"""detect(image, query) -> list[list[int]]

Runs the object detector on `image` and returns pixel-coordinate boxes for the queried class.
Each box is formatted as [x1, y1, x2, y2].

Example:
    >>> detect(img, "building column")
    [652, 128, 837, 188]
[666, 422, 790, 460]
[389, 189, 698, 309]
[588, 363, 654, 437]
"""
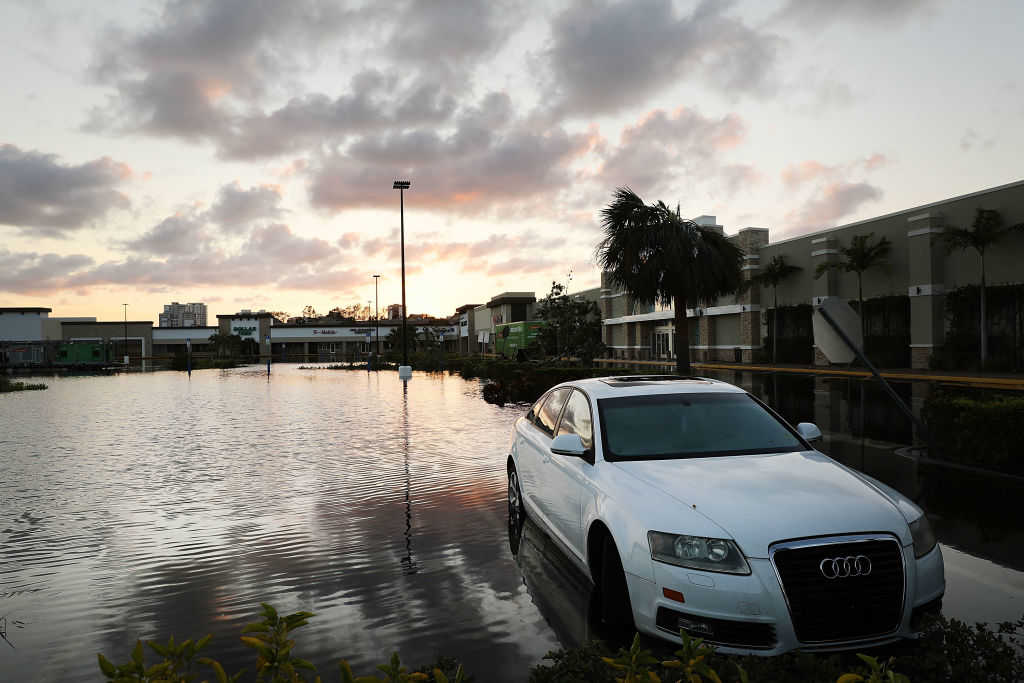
[810, 236, 841, 366]
[303, 341, 309, 361]
[906, 212, 946, 369]
[736, 228, 769, 363]
[698, 314, 712, 362]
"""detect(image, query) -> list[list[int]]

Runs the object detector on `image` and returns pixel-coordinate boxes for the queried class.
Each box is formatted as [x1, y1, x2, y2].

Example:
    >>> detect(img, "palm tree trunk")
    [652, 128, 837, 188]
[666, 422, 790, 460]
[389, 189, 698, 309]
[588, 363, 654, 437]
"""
[674, 290, 691, 375]
[980, 252, 988, 367]
[772, 286, 779, 365]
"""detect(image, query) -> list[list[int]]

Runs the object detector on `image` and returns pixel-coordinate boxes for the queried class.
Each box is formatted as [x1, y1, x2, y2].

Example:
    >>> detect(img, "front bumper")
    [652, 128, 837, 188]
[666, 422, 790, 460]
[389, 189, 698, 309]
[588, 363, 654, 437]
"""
[626, 543, 944, 655]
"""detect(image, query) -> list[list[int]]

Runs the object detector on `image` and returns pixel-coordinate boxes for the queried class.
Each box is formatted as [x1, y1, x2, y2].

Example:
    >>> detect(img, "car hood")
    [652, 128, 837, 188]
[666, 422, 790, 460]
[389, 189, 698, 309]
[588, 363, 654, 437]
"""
[609, 450, 911, 558]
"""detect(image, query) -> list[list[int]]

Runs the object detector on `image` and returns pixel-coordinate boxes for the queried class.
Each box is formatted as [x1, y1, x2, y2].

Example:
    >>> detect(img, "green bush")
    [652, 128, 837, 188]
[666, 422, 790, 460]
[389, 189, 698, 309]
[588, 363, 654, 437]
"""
[922, 389, 1024, 475]
[0, 375, 47, 392]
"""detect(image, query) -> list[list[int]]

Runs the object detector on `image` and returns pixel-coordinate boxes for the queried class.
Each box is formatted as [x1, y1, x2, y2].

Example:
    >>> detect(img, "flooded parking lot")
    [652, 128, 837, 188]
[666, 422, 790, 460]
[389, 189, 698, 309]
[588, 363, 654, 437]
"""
[2, 366, 1022, 681]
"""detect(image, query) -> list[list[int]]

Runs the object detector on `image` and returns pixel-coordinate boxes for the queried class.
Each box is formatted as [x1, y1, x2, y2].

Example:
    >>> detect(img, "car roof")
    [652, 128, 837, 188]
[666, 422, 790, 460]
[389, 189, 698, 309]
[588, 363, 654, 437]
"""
[558, 375, 748, 399]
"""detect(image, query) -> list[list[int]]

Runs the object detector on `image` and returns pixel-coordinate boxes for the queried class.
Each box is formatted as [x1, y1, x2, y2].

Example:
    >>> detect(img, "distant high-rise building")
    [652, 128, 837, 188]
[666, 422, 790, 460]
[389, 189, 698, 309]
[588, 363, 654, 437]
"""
[386, 304, 404, 320]
[159, 302, 208, 328]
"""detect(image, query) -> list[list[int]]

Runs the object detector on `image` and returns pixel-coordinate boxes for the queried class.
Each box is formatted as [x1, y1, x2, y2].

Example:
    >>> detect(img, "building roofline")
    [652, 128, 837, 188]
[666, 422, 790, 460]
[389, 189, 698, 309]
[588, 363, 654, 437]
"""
[216, 312, 275, 319]
[0, 307, 52, 313]
[62, 320, 153, 325]
[766, 178, 1024, 248]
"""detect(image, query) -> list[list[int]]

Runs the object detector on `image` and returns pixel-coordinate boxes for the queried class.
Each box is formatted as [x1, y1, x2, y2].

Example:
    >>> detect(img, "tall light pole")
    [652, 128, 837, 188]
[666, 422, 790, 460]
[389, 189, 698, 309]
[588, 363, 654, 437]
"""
[393, 179, 411, 379]
[122, 303, 128, 367]
[372, 274, 381, 356]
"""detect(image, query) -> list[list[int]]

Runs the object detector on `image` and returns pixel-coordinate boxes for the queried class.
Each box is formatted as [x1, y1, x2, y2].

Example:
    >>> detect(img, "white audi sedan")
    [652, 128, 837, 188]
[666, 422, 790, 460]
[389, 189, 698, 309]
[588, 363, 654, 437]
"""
[506, 376, 945, 654]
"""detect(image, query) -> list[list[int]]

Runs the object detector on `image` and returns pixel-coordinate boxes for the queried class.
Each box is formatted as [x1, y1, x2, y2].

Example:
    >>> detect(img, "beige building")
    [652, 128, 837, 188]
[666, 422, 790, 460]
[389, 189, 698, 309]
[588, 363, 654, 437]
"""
[601, 180, 1024, 369]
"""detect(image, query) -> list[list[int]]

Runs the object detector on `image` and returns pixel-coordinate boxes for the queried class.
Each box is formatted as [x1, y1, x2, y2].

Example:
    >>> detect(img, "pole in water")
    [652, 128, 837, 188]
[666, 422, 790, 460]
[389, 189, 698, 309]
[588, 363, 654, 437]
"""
[266, 335, 271, 377]
[186, 337, 191, 378]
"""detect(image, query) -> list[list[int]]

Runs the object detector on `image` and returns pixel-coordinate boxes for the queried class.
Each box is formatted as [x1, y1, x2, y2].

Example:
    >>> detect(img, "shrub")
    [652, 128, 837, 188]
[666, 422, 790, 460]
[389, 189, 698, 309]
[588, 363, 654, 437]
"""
[922, 389, 1024, 475]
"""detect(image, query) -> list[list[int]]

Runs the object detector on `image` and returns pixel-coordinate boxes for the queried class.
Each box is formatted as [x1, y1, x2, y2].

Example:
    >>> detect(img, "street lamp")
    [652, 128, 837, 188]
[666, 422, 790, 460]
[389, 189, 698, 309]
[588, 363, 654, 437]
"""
[372, 274, 381, 357]
[393, 179, 411, 380]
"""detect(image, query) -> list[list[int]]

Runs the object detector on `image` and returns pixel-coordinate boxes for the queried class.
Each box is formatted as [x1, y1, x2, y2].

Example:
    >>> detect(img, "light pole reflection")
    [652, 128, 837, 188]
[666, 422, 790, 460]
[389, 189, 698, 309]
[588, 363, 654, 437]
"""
[400, 380, 418, 575]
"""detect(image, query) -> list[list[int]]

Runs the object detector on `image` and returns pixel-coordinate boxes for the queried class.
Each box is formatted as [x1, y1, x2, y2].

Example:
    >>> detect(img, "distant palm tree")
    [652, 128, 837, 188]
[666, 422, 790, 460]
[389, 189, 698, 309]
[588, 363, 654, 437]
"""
[597, 187, 744, 374]
[944, 208, 1024, 366]
[741, 255, 802, 364]
[814, 232, 892, 346]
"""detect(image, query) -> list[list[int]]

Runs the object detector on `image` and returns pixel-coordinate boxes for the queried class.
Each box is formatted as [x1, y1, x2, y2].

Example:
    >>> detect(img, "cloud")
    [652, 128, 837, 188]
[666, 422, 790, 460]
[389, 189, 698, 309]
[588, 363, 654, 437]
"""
[243, 223, 336, 264]
[779, 153, 888, 232]
[959, 128, 995, 152]
[786, 181, 883, 231]
[775, 0, 934, 27]
[306, 92, 592, 214]
[781, 154, 887, 190]
[65, 222, 346, 293]
[543, 0, 783, 117]
[123, 211, 208, 255]
[0, 248, 95, 295]
[380, 0, 523, 84]
[0, 144, 131, 237]
[596, 107, 746, 195]
[718, 164, 763, 198]
[83, 0, 512, 160]
[206, 182, 284, 232]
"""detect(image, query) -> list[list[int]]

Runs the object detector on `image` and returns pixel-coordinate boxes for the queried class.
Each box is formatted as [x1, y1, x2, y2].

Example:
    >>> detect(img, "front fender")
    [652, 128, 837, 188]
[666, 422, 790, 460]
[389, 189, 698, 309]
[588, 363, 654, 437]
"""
[583, 462, 733, 582]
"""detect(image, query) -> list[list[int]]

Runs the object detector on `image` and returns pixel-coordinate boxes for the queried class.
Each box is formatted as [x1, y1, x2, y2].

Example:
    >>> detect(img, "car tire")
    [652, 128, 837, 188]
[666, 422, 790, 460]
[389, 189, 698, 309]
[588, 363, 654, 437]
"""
[599, 534, 635, 630]
[508, 465, 526, 523]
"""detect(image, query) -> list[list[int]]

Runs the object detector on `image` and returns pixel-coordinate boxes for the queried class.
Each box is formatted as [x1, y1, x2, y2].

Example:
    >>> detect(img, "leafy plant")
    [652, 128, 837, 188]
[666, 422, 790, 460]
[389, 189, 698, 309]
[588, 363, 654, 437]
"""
[240, 603, 317, 682]
[943, 208, 1024, 367]
[601, 633, 662, 682]
[837, 654, 909, 683]
[814, 232, 892, 349]
[739, 255, 802, 365]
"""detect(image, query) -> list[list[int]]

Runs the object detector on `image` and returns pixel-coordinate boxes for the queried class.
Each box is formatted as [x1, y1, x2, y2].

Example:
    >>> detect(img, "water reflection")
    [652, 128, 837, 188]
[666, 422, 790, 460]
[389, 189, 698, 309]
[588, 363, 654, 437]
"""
[508, 513, 621, 651]
[401, 381, 418, 575]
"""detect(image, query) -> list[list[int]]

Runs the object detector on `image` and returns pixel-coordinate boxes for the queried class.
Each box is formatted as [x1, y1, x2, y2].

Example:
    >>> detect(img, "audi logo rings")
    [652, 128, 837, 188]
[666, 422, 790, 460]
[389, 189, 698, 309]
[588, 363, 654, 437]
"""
[819, 555, 872, 579]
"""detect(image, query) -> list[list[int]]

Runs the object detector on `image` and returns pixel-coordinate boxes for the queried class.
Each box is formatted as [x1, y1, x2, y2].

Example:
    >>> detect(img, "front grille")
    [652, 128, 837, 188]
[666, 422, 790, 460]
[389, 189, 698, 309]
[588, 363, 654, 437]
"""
[771, 537, 904, 643]
[656, 607, 777, 649]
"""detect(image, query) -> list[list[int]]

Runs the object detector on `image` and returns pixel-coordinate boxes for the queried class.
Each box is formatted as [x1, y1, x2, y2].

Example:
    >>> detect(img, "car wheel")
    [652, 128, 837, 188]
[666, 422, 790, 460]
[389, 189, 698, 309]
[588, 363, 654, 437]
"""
[508, 465, 526, 523]
[599, 534, 634, 630]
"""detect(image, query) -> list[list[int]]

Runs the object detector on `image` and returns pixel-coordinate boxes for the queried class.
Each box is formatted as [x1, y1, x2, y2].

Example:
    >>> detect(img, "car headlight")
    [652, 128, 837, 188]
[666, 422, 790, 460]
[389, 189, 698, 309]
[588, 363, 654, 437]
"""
[647, 531, 751, 575]
[909, 515, 937, 558]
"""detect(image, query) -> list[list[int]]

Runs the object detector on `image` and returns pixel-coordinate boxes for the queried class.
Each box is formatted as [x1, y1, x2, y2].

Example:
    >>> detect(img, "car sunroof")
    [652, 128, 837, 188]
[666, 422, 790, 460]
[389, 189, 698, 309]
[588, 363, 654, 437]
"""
[599, 375, 710, 387]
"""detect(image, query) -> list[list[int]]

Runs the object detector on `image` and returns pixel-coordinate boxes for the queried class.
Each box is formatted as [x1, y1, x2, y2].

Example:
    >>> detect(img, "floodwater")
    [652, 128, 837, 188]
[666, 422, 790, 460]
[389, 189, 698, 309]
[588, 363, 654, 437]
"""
[1, 367, 1022, 682]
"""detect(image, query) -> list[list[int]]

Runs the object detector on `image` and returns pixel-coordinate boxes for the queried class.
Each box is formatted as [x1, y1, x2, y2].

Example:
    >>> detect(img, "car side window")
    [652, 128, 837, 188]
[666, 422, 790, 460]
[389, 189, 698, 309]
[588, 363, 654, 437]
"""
[556, 390, 594, 452]
[536, 388, 570, 437]
[526, 392, 547, 423]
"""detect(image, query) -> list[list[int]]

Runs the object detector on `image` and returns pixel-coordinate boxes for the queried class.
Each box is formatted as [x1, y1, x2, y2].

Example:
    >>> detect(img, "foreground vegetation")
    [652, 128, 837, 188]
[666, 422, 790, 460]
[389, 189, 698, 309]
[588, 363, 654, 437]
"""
[0, 375, 47, 392]
[97, 603, 1023, 683]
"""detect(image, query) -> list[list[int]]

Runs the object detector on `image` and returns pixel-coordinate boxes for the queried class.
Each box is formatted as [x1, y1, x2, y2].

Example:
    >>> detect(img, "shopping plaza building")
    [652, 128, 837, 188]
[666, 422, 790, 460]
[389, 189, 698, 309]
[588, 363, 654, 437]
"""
[3, 180, 1022, 371]
[601, 180, 1024, 369]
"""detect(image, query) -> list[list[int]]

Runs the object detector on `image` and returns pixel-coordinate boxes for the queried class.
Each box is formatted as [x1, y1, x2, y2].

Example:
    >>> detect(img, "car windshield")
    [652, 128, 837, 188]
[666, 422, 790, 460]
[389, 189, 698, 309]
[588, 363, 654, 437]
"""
[598, 392, 805, 460]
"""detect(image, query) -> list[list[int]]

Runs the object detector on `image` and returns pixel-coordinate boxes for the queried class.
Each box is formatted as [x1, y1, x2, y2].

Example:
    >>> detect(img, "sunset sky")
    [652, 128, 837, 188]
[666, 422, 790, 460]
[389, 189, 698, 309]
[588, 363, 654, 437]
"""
[2, 0, 1021, 322]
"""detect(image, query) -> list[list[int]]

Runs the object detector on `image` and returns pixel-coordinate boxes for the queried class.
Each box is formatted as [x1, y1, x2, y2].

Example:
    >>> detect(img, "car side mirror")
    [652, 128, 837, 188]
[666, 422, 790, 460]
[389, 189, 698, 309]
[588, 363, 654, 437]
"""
[796, 422, 823, 444]
[550, 433, 586, 457]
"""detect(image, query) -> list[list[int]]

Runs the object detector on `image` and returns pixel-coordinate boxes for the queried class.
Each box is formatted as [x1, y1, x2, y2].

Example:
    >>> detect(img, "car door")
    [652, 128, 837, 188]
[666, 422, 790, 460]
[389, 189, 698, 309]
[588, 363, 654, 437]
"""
[515, 391, 552, 512]
[542, 389, 595, 557]
[519, 387, 571, 536]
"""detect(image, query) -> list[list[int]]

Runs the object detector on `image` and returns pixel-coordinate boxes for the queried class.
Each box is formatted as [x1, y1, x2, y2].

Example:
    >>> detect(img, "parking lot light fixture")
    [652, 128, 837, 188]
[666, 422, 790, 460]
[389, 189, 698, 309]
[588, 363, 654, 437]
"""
[393, 180, 412, 380]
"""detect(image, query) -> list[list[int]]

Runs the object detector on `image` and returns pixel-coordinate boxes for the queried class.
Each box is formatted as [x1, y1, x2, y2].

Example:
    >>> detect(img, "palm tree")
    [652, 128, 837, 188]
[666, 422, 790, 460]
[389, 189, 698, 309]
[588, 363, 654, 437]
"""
[597, 187, 744, 374]
[944, 208, 1024, 366]
[741, 255, 802, 364]
[814, 232, 891, 346]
